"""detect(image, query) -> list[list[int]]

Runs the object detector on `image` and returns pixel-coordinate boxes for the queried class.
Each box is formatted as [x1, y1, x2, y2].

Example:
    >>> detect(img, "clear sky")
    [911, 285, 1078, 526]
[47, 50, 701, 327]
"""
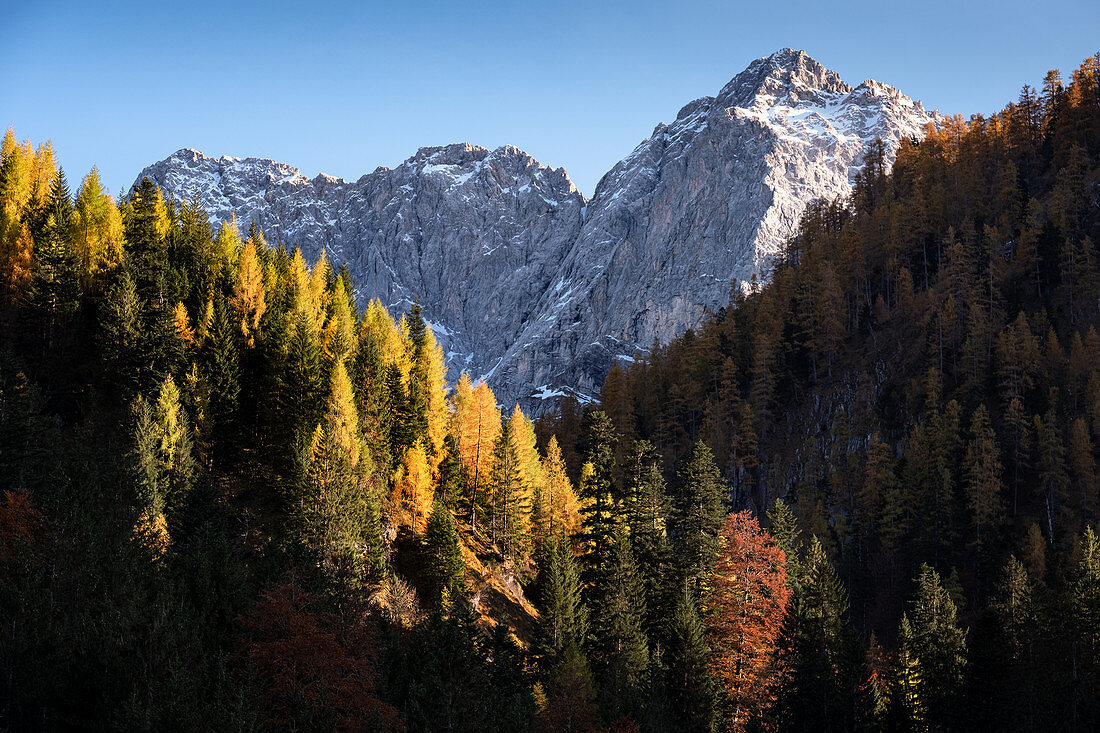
[3, 0, 1098, 198]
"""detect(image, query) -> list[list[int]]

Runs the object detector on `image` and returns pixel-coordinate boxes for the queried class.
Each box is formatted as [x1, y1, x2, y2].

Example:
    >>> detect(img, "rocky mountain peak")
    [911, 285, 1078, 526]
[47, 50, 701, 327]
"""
[718, 48, 851, 108]
[135, 50, 940, 411]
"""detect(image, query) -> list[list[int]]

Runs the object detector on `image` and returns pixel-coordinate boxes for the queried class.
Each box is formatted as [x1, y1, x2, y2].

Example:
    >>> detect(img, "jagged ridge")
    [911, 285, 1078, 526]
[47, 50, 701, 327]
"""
[134, 48, 941, 410]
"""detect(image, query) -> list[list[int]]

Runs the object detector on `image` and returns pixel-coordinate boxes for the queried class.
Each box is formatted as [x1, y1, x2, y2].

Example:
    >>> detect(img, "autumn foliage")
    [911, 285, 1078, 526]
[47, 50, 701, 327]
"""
[238, 579, 402, 732]
[707, 510, 790, 732]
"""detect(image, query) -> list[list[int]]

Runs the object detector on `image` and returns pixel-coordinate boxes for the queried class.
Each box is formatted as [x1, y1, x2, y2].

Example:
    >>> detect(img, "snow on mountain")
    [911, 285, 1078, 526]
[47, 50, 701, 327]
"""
[134, 49, 941, 411]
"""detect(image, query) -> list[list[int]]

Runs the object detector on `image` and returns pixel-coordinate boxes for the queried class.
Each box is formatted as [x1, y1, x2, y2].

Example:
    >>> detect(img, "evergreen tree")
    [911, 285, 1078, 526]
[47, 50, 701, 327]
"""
[205, 297, 240, 468]
[624, 440, 674, 649]
[664, 581, 717, 733]
[131, 374, 196, 525]
[589, 525, 648, 723]
[423, 499, 466, 604]
[671, 440, 726, 596]
[488, 419, 525, 559]
[1070, 526, 1100, 726]
[536, 538, 589, 665]
[776, 536, 862, 732]
[963, 404, 1005, 553]
[578, 410, 620, 587]
[905, 564, 968, 731]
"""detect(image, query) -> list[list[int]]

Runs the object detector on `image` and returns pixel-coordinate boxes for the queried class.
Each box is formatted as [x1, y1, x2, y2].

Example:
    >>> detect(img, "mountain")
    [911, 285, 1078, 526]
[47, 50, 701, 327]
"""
[134, 48, 940, 409]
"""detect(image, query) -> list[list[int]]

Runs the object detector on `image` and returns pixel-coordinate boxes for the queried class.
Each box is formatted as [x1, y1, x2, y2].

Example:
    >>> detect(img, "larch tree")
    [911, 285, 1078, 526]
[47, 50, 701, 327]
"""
[451, 373, 501, 528]
[230, 235, 266, 348]
[963, 404, 1005, 551]
[71, 166, 123, 291]
[540, 435, 581, 546]
[392, 443, 433, 533]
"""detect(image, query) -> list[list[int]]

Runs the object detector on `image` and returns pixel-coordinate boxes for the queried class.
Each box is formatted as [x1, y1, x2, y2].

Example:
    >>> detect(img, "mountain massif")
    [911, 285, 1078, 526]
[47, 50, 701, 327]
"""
[135, 48, 941, 407]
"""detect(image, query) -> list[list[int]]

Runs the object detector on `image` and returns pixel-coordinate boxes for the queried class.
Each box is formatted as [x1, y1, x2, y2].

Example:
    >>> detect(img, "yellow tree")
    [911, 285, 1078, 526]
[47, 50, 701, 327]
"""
[325, 360, 362, 468]
[450, 373, 501, 526]
[71, 167, 123, 291]
[0, 133, 38, 302]
[540, 436, 582, 546]
[412, 318, 449, 470]
[230, 236, 266, 347]
[392, 444, 433, 532]
[360, 299, 409, 375]
[173, 302, 195, 350]
[322, 275, 357, 365]
[214, 217, 242, 281]
[507, 404, 544, 539]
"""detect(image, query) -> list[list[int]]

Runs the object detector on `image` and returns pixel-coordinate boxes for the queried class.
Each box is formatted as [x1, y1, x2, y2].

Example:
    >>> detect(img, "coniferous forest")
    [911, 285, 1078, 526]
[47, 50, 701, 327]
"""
[2, 54, 1100, 732]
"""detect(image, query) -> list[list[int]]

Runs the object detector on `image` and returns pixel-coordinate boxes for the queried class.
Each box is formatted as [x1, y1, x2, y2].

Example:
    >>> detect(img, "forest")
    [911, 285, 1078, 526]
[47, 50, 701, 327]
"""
[1, 53, 1099, 732]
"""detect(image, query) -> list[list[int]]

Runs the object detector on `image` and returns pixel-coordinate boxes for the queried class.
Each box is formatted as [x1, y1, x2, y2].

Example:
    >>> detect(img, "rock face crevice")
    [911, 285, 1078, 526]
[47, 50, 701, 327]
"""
[135, 49, 941, 410]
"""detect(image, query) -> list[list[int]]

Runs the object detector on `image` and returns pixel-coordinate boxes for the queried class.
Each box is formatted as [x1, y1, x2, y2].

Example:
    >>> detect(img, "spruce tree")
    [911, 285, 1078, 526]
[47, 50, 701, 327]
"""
[671, 440, 726, 596]
[589, 525, 648, 723]
[777, 536, 862, 732]
[664, 581, 717, 732]
[205, 297, 240, 468]
[906, 564, 967, 731]
[578, 410, 620, 588]
[624, 440, 674, 651]
[423, 500, 465, 604]
[536, 538, 588, 665]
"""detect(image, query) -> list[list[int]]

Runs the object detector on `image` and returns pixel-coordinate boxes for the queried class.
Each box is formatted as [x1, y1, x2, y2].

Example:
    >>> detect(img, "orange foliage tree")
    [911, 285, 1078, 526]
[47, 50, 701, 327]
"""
[238, 579, 402, 732]
[706, 510, 790, 732]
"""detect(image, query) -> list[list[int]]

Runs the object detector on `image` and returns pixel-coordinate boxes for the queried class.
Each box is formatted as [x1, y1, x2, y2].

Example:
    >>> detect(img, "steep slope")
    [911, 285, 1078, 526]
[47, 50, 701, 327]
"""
[491, 49, 940, 403]
[134, 48, 940, 409]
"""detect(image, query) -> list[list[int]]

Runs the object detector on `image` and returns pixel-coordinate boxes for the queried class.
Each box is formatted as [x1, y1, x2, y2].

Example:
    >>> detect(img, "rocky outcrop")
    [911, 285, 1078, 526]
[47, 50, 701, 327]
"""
[135, 48, 940, 410]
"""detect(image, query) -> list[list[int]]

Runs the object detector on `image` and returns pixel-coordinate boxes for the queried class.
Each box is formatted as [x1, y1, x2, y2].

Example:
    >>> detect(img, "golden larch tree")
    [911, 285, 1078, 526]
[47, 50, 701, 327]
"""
[230, 236, 266, 347]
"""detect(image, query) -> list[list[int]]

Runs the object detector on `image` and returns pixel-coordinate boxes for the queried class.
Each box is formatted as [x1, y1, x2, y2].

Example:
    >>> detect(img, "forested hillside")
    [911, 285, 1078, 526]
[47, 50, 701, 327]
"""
[2, 54, 1100, 733]
[538, 53, 1100, 730]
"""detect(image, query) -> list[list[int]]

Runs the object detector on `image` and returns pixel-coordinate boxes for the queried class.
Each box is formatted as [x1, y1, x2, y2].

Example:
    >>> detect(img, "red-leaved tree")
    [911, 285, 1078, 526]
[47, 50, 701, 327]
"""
[706, 510, 790, 732]
[238, 578, 402, 732]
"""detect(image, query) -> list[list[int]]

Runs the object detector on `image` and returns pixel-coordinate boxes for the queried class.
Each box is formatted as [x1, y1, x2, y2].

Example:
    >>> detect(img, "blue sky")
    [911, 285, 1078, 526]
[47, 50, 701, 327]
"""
[3, 0, 1098, 198]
